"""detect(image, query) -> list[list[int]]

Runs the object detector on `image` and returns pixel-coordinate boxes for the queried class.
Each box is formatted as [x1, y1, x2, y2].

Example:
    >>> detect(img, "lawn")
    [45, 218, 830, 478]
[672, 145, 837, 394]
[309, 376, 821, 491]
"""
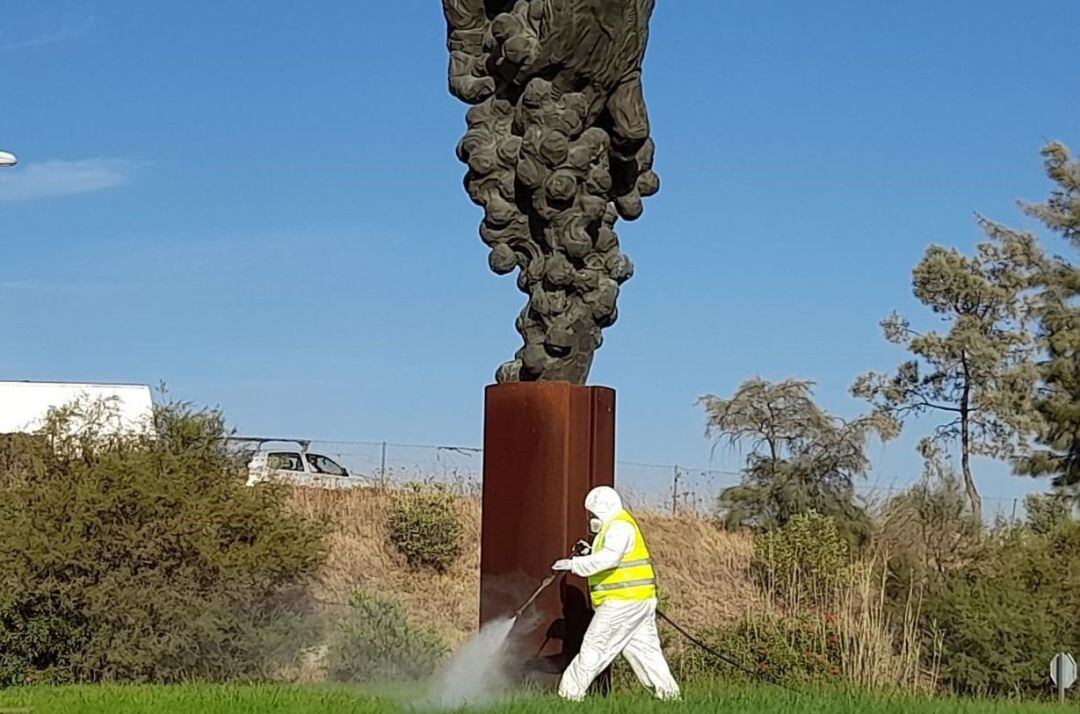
[0, 685, 1074, 714]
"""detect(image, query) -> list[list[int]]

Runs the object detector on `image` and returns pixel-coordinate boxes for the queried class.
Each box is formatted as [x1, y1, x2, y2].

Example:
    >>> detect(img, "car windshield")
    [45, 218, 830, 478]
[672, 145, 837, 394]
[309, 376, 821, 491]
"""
[306, 453, 347, 476]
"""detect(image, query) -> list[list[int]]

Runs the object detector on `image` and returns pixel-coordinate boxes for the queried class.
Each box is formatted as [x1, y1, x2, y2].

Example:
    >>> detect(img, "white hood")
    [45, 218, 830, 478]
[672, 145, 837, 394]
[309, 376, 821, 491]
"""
[584, 486, 623, 523]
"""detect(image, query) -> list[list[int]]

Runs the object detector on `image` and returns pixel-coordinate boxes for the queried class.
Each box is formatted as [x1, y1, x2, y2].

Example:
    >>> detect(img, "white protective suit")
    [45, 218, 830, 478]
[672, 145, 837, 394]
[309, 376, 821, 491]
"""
[553, 486, 680, 701]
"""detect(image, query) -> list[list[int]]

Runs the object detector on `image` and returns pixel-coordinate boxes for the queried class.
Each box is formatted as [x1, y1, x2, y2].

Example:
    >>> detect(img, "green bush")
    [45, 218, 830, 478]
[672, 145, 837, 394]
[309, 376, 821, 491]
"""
[0, 400, 328, 685]
[387, 486, 464, 572]
[672, 614, 842, 686]
[922, 523, 1080, 697]
[325, 591, 448, 683]
[1024, 493, 1073, 536]
[754, 512, 851, 605]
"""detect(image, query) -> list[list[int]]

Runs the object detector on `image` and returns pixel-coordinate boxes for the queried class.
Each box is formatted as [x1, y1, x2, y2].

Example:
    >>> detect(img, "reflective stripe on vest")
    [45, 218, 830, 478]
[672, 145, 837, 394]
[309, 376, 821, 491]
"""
[591, 578, 656, 592]
[587, 510, 657, 606]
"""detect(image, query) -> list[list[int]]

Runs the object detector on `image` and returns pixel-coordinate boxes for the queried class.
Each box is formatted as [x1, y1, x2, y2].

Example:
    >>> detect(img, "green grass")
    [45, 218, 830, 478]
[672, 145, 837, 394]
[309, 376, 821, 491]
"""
[0, 684, 1073, 714]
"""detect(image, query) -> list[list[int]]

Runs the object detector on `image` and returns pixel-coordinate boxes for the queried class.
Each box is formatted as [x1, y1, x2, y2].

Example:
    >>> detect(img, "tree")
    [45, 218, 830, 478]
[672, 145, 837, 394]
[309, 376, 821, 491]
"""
[1013, 143, 1080, 493]
[700, 378, 898, 543]
[851, 229, 1042, 520]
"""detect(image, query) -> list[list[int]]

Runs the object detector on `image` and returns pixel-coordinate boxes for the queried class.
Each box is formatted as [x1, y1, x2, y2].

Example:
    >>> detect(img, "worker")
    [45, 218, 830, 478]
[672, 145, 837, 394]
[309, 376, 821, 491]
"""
[551, 486, 681, 701]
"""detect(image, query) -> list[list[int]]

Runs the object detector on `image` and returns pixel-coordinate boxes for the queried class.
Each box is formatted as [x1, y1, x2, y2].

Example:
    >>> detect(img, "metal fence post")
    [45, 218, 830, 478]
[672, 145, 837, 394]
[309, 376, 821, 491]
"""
[380, 441, 387, 482]
[671, 465, 680, 516]
[1059, 654, 1066, 704]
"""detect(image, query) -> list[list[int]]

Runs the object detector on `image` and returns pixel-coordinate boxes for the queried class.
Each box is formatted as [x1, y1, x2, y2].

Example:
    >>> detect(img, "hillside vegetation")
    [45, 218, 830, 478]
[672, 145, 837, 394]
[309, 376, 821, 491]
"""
[289, 487, 760, 648]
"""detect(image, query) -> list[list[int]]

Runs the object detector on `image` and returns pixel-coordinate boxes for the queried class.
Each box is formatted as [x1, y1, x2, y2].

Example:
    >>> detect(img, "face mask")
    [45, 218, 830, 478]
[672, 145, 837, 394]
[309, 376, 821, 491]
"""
[589, 517, 602, 534]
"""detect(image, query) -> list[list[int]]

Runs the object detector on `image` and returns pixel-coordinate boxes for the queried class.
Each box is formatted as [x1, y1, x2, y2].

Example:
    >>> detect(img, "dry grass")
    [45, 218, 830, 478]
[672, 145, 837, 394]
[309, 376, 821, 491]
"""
[288, 486, 480, 647]
[759, 556, 940, 693]
[288, 486, 933, 693]
[286, 486, 942, 695]
[287, 487, 758, 647]
[638, 511, 762, 627]
[831, 563, 936, 692]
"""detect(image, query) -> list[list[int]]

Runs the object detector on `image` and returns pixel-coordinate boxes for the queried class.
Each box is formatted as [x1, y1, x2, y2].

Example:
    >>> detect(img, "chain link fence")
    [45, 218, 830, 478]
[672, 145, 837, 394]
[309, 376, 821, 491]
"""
[226, 436, 1027, 522]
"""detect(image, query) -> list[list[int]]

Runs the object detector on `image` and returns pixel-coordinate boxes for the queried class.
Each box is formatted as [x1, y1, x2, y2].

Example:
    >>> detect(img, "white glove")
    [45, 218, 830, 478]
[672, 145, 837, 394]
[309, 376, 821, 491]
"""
[551, 559, 573, 572]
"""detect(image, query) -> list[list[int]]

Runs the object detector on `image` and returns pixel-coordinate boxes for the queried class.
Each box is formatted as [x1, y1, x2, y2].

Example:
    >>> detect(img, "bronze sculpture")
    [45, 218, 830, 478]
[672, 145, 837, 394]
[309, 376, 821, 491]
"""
[443, 0, 659, 384]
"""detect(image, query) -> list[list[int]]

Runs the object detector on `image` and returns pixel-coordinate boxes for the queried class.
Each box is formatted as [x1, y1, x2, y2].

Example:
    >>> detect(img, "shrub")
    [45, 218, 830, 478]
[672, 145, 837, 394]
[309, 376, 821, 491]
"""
[922, 522, 1080, 697]
[754, 512, 851, 607]
[671, 614, 843, 687]
[387, 486, 464, 572]
[0, 400, 328, 685]
[878, 443, 982, 590]
[325, 591, 448, 683]
[1024, 493, 1073, 535]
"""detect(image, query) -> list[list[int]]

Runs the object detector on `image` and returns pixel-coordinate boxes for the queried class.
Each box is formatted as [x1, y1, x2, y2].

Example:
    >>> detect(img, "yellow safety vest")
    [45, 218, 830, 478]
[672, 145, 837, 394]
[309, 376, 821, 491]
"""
[588, 509, 656, 607]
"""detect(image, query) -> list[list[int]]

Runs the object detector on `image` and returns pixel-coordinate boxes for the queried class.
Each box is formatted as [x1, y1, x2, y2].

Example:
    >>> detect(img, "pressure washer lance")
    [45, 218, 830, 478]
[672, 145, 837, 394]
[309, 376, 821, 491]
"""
[514, 573, 559, 619]
[511, 541, 593, 619]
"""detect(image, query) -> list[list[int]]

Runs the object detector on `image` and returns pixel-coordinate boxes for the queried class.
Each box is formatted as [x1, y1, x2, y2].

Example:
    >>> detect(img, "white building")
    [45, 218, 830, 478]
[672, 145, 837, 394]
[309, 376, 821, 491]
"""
[0, 381, 154, 436]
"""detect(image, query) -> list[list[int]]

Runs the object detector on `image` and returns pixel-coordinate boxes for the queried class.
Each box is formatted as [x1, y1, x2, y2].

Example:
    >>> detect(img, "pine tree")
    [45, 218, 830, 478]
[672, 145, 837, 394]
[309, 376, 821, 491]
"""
[852, 221, 1042, 521]
[1013, 143, 1080, 492]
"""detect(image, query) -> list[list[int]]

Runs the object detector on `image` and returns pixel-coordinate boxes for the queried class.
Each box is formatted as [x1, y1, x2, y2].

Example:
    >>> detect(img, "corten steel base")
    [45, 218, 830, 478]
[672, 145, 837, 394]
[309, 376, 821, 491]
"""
[481, 382, 615, 691]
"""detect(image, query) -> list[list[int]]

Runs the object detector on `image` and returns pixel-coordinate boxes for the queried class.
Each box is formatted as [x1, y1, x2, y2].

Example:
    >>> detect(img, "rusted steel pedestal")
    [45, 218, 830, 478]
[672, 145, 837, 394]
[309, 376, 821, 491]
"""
[481, 382, 615, 689]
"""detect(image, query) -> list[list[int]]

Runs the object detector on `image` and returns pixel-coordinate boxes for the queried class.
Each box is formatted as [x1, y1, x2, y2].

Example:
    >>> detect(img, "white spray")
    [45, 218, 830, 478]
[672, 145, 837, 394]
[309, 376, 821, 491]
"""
[426, 616, 518, 708]
[425, 574, 559, 709]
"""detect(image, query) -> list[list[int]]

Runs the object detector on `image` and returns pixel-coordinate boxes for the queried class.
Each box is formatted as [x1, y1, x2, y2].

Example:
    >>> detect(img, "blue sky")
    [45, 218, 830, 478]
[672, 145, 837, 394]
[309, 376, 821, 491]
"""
[2, 2, 1078, 512]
